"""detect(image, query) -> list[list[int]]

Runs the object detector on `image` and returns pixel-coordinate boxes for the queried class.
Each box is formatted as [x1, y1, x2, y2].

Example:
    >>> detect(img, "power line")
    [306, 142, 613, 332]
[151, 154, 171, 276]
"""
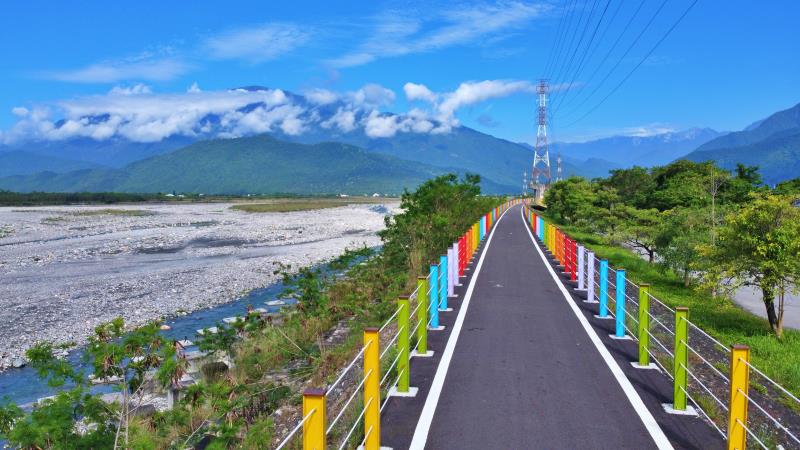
[548, 0, 594, 88]
[562, 0, 700, 128]
[543, 0, 574, 78]
[555, 0, 645, 114]
[553, 0, 603, 90]
[545, 0, 579, 80]
[558, 0, 671, 120]
[551, 0, 613, 114]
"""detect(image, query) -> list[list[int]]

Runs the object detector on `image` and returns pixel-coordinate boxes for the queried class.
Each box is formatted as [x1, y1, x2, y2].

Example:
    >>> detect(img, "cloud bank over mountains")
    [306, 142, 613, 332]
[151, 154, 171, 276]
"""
[1, 80, 537, 144]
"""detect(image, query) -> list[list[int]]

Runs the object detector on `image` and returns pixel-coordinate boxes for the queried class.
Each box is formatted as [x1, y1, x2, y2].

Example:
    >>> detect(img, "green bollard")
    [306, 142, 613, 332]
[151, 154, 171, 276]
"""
[638, 284, 651, 367]
[674, 307, 689, 410]
[398, 296, 410, 393]
[416, 277, 428, 355]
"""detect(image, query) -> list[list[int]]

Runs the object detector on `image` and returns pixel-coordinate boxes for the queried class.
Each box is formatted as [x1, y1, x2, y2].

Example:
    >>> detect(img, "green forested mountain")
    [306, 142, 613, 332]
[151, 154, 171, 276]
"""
[0, 135, 515, 195]
[682, 102, 800, 184]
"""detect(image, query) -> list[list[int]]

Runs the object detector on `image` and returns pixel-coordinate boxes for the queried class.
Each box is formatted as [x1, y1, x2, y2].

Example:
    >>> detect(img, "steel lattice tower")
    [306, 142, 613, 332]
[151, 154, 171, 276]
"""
[531, 80, 551, 199]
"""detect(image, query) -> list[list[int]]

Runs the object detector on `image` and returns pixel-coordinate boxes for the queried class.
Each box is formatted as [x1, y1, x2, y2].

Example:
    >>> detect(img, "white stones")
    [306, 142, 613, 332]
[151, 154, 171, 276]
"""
[0, 201, 399, 371]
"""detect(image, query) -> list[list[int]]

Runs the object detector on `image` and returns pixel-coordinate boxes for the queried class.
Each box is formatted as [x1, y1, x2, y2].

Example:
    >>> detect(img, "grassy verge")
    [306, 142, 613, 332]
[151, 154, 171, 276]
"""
[230, 197, 395, 213]
[546, 215, 800, 397]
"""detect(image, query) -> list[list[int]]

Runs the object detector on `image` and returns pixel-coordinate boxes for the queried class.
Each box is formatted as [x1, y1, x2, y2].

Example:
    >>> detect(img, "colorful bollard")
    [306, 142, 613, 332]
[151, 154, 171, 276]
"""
[302, 388, 326, 450]
[637, 284, 651, 367]
[416, 277, 428, 355]
[396, 296, 411, 393]
[613, 269, 627, 338]
[585, 251, 597, 304]
[673, 307, 689, 411]
[577, 245, 585, 290]
[597, 260, 610, 318]
[363, 329, 381, 450]
[728, 345, 751, 450]
[429, 264, 441, 330]
[439, 256, 450, 311]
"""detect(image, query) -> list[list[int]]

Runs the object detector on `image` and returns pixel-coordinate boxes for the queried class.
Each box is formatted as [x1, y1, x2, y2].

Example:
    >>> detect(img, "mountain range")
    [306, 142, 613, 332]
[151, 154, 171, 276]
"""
[682, 102, 800, 184]
[0, 87, 797, 194]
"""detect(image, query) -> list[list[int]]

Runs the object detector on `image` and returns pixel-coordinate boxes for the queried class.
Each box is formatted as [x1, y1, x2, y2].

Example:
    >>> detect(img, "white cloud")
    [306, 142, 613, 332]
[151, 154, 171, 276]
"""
[204, 23, 309, 63]
[43, 55, 190, 83]
[403, 79, 535, 131]
[304, 88, 339, 105]
[404, 83, 438, 103]
[2, 80, 533, 144]
[330, 2, 547, 68]
[187, 82, 201, 93]
[350, 84, 396, 108]
[109, 84, 152, 95]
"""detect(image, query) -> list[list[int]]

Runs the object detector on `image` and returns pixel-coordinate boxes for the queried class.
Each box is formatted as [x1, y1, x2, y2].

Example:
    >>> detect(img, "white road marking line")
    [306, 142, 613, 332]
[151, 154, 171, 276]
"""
[519, 207, 674, 450]
[408, 206, 510, 450]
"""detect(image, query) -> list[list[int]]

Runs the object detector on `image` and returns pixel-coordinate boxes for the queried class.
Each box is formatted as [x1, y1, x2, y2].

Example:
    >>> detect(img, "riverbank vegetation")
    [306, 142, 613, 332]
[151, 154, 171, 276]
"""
[542, 160, 800, 393]
[0, 174, 500, 449]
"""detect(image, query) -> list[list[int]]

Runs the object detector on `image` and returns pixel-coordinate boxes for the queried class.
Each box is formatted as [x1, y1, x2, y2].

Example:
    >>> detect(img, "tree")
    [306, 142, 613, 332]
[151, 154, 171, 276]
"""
[775, 177, 800, 195]
[656, 208, 711, 286]
[704, 194, 800, 336]
[542, 176, 596, 224]
[603, 166, 654, 208]
[613, 205, 662, 262]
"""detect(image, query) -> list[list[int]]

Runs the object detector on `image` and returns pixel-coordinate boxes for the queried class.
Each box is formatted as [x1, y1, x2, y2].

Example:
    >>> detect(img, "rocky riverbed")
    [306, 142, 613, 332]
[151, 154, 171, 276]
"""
[0, 202, 399, 371]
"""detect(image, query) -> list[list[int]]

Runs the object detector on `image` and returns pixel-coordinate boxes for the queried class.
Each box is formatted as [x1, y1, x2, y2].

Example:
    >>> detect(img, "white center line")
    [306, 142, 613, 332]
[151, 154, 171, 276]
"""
[408, 205, 511, 450]
[519, 206, 673, 450]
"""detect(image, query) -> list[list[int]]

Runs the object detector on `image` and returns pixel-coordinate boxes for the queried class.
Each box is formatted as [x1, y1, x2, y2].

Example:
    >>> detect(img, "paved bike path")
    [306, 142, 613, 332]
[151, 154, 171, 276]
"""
[381, 205, 722, 449]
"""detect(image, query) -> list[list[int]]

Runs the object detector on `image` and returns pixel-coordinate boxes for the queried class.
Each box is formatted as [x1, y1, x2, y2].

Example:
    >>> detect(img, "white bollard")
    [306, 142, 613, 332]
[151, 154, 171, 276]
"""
[447, 247, 455, 297]
[577, 245, 585, 291]
[584, 251, 598, 303]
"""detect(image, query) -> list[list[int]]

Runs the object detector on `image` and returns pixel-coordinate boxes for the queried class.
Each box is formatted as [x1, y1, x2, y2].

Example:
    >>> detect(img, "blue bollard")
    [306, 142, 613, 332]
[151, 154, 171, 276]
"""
[429, 264, 439, 328]
[615, 269, 627, 337]
[439, 256, 449, 311]
[599, 260, 609, 317]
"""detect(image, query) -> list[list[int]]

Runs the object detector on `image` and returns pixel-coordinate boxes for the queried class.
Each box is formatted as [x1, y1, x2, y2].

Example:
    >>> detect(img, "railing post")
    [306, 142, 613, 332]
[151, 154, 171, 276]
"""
[577, 245, 585, 290]
[613, 269, 627, 338]
[429, 264, 441, 329]
[363, 328, 381, 450]
[572, 240, 578, 281]
[416, 277, 428, 355]
[728, 345, 751, 450]
[446, 248, 454, 296]
[439, 255, 451, 311]
[637, 284, 651, 367]
[673, 307, 689, 411]
[397, 296, 410, 393]
[585, 252, 597, 303]
[597, 259, 610, 318]
[302, 388, 326, 450]
[453, 242, 461, 287]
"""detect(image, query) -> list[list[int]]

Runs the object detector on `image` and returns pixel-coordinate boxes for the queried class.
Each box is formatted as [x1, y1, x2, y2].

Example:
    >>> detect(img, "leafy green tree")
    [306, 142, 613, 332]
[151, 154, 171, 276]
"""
[775, 177, 800, 195]
[656, 208, 711, 286]
[704, 194, 800, 336]
[542, 176, 596, 224]
[612, 205, 662, 262]
[603, 166, 654, 208]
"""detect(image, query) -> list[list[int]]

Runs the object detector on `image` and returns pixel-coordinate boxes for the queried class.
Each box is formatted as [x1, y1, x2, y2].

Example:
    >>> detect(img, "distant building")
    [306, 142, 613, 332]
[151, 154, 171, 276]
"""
[372, 193, 380, 197]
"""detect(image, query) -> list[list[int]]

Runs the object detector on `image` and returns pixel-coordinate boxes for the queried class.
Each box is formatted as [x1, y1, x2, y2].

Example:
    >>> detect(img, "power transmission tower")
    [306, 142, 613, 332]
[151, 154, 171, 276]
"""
[531, 80, 551, 201]
[556, 151, 563, 182]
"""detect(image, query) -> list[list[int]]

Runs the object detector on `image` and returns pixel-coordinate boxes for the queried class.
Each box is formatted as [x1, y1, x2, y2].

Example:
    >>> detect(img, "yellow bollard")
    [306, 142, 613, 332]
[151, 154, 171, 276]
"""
[727, 345, 751, 450]
[363, 328, 381, 450]
[302, 388, 326, 450]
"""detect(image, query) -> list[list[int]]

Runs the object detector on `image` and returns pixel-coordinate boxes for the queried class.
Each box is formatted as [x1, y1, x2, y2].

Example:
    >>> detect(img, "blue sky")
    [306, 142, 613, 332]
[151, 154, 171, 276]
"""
[0, 0, 798, 144]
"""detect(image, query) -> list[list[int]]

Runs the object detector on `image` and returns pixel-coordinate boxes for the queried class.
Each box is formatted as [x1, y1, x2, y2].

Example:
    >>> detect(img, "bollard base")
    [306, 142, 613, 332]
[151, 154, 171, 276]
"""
[410, 350, 434, 358]
[583, 299, 599, 304]
[631, 362, 660, 371]
[388, 386, 418, 398]
[357, 446, 393, 450]
[428, 325, 446, 331]
[593, 314, 614, 320]
[662, 403, 698, 416]
[439, 308, 454, 312]
[609, 334, 633, 340]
